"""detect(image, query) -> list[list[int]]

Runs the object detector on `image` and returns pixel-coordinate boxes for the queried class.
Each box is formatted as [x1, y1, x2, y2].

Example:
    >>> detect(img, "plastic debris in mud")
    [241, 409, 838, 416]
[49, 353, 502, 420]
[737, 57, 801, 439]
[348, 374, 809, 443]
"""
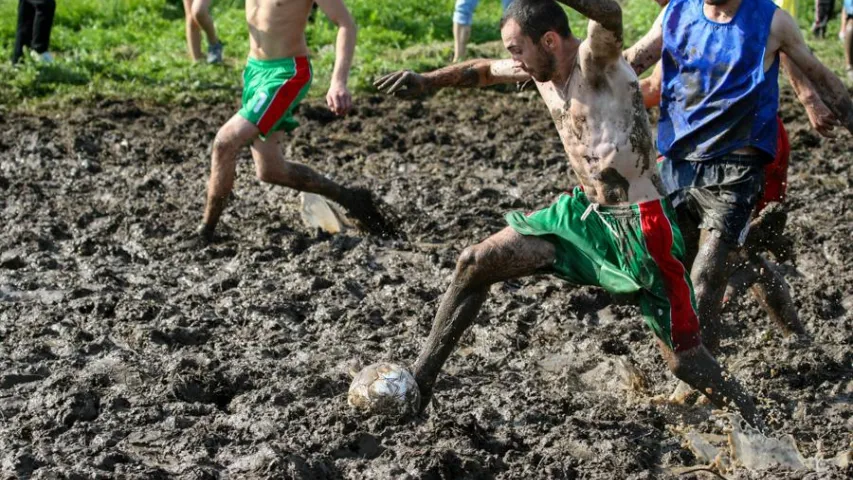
[299, 192, 351, 234]
[676, 413, 850, 475]
[347, 361, 421, 417]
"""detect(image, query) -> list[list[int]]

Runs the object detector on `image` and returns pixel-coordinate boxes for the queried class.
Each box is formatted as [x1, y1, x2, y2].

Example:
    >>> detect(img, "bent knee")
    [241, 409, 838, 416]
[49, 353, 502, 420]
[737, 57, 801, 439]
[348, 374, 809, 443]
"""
[454, 245, 488, 287]
[212, 131, 241, 158]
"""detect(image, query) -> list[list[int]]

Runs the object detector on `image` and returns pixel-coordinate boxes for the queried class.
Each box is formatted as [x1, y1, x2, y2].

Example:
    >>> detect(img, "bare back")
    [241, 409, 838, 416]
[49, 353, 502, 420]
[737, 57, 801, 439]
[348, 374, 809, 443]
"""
[536, 43, 662, 206]
[246, 0, 313, 59]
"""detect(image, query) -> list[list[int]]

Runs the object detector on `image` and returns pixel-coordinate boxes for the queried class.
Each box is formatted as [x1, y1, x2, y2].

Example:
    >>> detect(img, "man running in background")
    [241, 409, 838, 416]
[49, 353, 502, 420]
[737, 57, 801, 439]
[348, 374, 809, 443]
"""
[377, 0, 762, 426]
[625, 0, 853, 352]
[186, 0, 394, 244]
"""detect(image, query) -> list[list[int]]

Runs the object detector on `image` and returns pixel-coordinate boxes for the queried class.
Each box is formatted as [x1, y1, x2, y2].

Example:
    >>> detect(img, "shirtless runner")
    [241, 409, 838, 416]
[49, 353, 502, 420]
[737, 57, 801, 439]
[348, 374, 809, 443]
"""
[188, 0, 394, 244]
[376, 0, 761, 425]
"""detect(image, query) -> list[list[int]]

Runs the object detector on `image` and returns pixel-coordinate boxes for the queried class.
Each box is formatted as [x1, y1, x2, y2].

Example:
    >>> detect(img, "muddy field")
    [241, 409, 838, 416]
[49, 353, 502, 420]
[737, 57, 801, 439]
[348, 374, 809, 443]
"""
[0, 87, 850, 479]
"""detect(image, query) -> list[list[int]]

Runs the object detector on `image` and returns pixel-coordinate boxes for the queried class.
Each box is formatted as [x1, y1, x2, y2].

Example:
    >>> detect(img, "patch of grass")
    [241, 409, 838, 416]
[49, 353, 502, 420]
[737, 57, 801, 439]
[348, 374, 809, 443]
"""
[0, 0, 849, 110]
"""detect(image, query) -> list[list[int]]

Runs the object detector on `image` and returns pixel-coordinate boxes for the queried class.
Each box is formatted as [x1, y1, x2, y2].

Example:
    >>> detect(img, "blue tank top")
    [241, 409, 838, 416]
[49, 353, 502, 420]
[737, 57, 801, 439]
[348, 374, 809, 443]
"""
[658, 0, 779, 161]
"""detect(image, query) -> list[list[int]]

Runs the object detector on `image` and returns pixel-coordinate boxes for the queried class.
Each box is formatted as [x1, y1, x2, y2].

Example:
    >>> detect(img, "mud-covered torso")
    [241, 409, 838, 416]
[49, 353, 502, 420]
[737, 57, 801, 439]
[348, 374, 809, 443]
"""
[246, 0, 313, 59]
[537, 54, 663, 205]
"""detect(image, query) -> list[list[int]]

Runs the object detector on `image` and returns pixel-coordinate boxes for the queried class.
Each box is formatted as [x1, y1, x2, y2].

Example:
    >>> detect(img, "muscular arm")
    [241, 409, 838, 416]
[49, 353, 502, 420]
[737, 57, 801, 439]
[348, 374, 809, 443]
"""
[781, 53, 840, 137]
[623, 9, 665, 75]
[315, 0, 357, 87]
[773, 10, 853, 133]
[423, 58, 530, 89]
[555, 0, 623, 64]
[375, 58, 529, 97]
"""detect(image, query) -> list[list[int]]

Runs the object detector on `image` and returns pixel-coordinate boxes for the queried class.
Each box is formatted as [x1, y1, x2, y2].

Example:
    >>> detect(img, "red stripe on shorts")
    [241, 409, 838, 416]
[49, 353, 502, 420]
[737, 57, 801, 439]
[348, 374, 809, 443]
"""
[257, 57, 311, 135]
[757, 116, 789, 212]
[639, 200, 701, 352]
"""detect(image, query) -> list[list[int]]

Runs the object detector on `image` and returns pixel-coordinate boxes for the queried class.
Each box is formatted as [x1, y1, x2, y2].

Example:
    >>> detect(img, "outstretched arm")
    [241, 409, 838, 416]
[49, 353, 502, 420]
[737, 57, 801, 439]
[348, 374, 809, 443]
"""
[623, 8, 665, 75]
[374, 59, 530, 98]
[554, 0, 623, 66]
[781, 54, 841, 138]
[773, 10, 853, 133]
[316, 0, 357, 115]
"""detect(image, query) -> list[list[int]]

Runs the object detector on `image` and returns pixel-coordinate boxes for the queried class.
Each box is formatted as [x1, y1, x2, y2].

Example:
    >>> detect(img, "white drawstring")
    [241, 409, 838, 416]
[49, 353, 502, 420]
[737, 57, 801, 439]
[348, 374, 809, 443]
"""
[581, 202, 621, 239]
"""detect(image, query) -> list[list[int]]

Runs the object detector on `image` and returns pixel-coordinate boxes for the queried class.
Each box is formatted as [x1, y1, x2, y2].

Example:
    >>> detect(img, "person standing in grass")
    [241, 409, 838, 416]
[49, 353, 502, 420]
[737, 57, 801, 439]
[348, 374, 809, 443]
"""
[184, 0, 395, 246]
[12, 0, 56, 64]
[812, 0, 836, 38]
[452, 0, 514, 62]
[183, 0, 224, 64]
[844, 0, 853, 79]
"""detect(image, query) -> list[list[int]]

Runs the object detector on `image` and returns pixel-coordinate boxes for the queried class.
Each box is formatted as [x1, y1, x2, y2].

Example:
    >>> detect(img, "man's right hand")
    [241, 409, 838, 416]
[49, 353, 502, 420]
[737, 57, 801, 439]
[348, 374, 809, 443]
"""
[373, 70, 428, 98]
[803, 95, 840, 138]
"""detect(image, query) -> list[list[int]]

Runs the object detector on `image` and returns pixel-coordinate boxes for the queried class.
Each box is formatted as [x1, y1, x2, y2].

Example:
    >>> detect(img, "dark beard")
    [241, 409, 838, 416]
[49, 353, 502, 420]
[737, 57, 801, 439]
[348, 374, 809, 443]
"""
[531, 44, 556, 82]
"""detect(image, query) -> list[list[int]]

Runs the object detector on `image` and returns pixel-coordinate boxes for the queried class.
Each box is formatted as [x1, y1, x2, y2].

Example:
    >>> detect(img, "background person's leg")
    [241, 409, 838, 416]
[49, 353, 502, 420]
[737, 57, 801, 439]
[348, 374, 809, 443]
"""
[13, 0, 35, 64]
[845, 14, 853, 78]
[29, 0, 55, 55]
[183, 0, 203, 61]
[191, 0, 222, 63]
[251, 130, 349, 202]
[452, 0, 478, 62]
[201, 115, 260, 238]
[251, 130, 395, 237]
[412, 227, 556, 409]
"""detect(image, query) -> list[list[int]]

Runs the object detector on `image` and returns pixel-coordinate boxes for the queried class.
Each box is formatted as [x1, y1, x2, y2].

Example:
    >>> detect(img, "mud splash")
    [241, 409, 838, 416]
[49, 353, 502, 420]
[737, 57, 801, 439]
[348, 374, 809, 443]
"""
[0, 89, 850, 478]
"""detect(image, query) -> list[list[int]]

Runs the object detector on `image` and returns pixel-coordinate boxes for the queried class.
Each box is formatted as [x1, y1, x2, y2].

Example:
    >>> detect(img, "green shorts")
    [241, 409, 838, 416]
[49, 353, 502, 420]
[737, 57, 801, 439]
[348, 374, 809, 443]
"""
[506, 187, 702, 352]
[238, 56, 313, 138]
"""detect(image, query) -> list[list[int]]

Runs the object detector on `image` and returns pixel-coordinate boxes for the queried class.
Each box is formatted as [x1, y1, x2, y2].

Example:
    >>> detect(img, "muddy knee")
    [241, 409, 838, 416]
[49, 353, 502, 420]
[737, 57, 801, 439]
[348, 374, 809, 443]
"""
[454, 245, 490, 288]
[212, 131, 240, 162]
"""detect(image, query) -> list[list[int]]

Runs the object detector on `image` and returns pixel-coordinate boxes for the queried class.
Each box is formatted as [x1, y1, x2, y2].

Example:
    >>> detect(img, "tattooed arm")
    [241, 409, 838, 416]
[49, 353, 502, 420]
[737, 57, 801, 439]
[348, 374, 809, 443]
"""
[374, 59, 529, 98]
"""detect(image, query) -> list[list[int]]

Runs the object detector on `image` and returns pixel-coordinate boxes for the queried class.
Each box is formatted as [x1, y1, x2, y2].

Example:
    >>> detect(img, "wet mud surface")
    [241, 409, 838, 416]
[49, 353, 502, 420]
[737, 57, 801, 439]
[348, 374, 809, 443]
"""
[0, 89, 850, 479]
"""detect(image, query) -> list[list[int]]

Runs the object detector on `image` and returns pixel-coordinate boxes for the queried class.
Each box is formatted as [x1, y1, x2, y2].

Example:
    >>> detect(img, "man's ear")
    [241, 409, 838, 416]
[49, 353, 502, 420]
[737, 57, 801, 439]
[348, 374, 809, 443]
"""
[541, 31, 559, 51]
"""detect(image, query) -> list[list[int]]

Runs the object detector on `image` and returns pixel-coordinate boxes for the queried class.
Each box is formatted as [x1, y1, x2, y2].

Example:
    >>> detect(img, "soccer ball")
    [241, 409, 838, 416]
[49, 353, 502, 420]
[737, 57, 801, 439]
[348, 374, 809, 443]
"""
[347, 362, 421, 416]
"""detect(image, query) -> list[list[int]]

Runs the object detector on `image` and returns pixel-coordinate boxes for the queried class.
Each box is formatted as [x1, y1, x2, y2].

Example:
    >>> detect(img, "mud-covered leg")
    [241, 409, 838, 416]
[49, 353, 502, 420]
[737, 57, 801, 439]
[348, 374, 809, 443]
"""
[748, 254, 805, 337]
[657, 340, 761, 428]
[690, 230, 739, 352]
[411, 227, 556, 410]
[201, 114, 260, 239]
[251, 131, 396, 238]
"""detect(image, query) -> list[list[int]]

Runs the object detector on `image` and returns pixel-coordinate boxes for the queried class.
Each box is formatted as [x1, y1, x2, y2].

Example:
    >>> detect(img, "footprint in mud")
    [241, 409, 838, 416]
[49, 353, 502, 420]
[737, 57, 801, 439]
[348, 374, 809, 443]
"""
[168, 358, 251, 411]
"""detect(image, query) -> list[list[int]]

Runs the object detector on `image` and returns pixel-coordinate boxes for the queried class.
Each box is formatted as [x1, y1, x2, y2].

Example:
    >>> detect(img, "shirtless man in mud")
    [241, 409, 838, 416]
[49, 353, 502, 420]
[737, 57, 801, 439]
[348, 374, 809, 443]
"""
[186, 0, 393, 245]
[624, 0, 853, 352]
[376, 0, 762, 426]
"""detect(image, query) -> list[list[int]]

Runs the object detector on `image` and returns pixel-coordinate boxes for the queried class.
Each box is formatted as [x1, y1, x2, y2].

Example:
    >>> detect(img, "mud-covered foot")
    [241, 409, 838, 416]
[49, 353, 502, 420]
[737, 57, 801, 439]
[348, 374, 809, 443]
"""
[340, 187, 400, 239]
[177, 224, 215, 250]
[669, 380, 699, 405]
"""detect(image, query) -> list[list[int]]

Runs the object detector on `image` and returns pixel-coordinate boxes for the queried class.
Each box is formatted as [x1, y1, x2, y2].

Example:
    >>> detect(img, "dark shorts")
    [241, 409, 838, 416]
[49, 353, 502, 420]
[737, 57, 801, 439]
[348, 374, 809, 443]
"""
[659, 153, 768, 247]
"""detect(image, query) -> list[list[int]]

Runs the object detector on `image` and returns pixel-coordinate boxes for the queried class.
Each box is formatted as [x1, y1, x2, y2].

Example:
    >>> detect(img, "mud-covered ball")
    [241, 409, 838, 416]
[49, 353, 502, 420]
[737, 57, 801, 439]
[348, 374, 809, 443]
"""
[347, 362, 420, 416]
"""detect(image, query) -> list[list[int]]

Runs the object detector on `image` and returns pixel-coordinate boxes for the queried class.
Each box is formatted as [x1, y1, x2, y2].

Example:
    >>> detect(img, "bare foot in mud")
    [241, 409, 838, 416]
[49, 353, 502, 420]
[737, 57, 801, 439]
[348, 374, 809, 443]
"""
[340, 187, 401, 239]
[176, 224, 216, 250]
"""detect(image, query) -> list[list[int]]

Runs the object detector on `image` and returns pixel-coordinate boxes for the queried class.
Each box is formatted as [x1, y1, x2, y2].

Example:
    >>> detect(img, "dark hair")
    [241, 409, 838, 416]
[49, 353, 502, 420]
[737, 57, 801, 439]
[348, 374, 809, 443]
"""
[500, 0, 572, 43]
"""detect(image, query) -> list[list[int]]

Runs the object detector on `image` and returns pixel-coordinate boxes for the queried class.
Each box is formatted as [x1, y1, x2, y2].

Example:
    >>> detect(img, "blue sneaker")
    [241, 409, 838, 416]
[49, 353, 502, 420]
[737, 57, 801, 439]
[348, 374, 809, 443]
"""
[207, 42, 223, 64]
